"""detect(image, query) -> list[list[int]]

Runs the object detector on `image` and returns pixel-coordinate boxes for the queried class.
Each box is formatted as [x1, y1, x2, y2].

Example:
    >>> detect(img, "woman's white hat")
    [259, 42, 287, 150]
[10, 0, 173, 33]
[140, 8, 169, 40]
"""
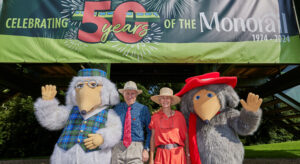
[151, 87, 181, 105]
[118, 81, 143, 95]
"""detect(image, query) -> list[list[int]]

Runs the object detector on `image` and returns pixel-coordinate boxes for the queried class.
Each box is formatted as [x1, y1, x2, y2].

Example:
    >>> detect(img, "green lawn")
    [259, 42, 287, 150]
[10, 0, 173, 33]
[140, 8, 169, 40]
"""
[244, 141, 300, 158]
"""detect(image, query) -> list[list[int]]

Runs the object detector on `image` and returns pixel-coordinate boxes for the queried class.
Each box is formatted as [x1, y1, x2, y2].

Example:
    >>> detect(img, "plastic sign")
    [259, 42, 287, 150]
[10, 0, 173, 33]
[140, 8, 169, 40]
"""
[0, 0, 299, 63]
[77, 1, 159, 43]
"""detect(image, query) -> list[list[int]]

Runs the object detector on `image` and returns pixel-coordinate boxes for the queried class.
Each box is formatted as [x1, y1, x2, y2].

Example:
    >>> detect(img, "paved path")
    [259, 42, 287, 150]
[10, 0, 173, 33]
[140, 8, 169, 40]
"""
[1, 158, 300, 164]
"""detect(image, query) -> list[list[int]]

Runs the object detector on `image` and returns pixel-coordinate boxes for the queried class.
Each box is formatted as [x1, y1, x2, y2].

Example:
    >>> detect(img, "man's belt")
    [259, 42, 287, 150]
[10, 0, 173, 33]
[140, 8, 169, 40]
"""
[157, 144, 180, 149]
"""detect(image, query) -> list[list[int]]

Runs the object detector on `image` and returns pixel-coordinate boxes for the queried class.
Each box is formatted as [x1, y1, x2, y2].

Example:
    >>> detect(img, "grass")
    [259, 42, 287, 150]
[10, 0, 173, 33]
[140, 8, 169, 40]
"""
[244, 141, 300, 158]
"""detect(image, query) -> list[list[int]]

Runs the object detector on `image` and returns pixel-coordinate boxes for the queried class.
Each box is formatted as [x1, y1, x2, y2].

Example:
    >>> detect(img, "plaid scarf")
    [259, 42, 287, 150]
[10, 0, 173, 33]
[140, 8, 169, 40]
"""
[57, 106, 108, 152]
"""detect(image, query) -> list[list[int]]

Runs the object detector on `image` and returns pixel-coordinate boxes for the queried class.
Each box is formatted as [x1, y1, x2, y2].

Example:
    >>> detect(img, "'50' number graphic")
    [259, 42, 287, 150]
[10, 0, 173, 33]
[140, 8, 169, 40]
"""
[78, 1, 148, 43]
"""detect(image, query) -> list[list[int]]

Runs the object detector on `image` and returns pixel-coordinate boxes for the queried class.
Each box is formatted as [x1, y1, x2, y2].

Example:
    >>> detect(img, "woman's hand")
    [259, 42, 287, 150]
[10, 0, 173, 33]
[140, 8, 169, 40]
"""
[186, 154, 191, 164]
[149, 159, 154, 164]
[142, 149, 149, 162]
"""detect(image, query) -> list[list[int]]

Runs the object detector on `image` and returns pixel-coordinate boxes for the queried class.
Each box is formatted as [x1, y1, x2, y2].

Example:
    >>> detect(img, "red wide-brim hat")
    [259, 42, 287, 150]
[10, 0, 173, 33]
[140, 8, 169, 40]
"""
[175, 72, 237, 97]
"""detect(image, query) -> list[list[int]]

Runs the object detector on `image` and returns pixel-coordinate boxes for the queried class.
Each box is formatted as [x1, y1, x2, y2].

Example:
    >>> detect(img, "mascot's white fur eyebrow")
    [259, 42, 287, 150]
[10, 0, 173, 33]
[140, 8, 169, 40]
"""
[34, 75, 122, 164]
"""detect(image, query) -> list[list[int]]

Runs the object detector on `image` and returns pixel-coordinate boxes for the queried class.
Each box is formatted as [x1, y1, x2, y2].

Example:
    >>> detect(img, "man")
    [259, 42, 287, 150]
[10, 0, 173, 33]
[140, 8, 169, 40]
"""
[112, 81, 151, 164]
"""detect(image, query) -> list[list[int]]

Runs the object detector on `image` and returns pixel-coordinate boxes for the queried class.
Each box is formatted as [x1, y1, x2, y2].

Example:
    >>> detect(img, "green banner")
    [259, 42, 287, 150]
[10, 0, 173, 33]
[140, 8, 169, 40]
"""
[0, 0, 299, 63]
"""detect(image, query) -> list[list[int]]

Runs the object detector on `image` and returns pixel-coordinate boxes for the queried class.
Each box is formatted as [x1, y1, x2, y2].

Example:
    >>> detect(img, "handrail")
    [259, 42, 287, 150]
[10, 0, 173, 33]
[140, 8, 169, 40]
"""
[292, 0, 300, 37]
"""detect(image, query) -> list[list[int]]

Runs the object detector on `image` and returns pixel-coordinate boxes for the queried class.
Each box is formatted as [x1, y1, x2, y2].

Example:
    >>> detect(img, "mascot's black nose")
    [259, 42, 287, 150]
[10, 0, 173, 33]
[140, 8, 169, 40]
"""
[80, 110, 87, 115]
[204, 120, 210, 124]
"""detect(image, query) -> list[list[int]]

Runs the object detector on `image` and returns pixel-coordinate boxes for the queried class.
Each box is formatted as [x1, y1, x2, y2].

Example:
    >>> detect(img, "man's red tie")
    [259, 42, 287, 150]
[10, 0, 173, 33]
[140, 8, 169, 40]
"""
[123, 106, 132, 148]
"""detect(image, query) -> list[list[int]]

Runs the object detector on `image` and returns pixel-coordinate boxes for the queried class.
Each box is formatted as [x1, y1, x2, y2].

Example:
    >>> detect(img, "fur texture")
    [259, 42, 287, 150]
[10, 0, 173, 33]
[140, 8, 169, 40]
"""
[34, 76, 121, 164]
[34, 98, 72, 130]
[97, 110, 122, 150]
[181, 84, 262, 164]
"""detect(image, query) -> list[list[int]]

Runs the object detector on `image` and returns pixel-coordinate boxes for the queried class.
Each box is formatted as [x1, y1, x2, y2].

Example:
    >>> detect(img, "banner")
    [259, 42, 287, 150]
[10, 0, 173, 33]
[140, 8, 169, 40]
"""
[0, 0, 299, 63]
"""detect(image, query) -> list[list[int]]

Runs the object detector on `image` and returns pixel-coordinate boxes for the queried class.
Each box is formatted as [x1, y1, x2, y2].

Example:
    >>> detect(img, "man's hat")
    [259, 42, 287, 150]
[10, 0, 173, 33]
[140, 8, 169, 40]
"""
[151, 87, 181, 105]
[118, 81, 143, 95]
[77, 68, 107, 77]
[175, 72, 237, 97]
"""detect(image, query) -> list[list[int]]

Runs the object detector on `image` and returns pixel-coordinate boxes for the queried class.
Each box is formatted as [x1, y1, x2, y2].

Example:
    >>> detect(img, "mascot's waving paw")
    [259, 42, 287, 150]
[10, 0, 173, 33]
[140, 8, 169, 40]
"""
[41, 85, 57, 100]
[240, 92, 263, 113]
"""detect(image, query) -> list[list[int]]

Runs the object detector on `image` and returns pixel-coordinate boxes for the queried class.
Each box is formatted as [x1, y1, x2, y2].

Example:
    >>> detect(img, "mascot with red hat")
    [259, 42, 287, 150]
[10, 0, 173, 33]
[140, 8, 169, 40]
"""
[176, 72, 262, 164]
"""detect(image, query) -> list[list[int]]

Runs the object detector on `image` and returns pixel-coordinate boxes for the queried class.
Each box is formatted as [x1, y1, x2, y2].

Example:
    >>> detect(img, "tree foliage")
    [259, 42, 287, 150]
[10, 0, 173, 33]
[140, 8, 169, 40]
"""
[0, 96, 60, 158]
[240, 107, 298, 146]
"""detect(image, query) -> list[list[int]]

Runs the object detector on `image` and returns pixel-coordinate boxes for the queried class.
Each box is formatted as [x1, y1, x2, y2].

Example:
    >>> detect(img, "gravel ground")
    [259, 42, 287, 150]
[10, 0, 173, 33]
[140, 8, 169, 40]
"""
[1, 158, 300, 164]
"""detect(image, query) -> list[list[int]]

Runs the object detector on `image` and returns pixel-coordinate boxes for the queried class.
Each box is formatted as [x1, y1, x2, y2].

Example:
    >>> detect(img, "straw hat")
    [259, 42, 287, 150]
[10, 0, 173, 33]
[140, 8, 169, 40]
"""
[118, 81, 143, 95]
[151, 87, 181, 105]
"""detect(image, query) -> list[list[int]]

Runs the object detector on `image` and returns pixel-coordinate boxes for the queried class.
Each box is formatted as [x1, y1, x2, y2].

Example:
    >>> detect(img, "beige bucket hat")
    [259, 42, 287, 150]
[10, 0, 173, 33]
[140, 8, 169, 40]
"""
[118, 81, 143, 95]
[151, 87, 181, 105]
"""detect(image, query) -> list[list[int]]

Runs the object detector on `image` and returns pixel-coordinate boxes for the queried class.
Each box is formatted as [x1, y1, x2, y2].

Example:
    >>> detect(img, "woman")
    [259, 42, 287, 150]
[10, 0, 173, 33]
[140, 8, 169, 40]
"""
[149, 87, 190, 164]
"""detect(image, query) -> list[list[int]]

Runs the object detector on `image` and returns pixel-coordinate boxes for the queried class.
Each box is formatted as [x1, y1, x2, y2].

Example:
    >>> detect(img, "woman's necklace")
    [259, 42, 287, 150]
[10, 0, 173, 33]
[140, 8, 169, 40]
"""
[162, 108, 174, 118]
[160, 109, 175, 129]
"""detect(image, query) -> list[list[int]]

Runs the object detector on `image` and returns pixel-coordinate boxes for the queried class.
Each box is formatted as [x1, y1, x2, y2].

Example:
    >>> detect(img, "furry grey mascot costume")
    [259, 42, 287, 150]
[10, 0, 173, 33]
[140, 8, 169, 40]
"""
[176, 72, 262, 164]
[34, 69, 122, 164]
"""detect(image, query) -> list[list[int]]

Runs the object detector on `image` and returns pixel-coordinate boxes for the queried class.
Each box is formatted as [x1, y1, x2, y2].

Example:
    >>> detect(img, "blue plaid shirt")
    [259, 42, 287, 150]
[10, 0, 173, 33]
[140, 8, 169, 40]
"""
[114, 102, 151, 149]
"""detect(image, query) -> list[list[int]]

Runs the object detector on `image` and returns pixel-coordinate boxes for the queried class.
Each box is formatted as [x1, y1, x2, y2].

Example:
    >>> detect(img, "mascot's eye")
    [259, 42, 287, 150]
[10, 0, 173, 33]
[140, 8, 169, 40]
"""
[207, 93, 213, 98]
[75, 83, 84, 88]
[88, 80, 99, 88]
[89, 82, 97, 87]
[195, 95, 200, 100]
